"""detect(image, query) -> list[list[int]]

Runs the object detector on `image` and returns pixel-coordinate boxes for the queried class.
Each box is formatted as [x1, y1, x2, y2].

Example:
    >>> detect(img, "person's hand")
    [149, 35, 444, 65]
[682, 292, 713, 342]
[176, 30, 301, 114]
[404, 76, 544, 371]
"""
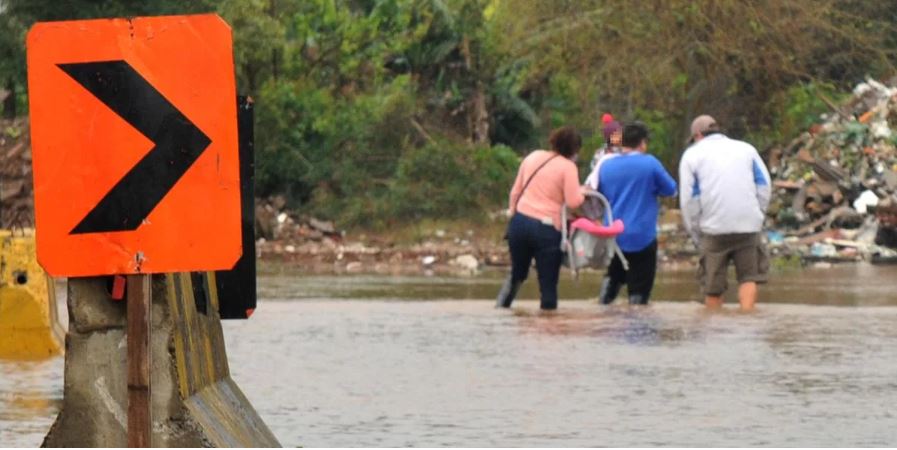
[580, 185, 595, 196]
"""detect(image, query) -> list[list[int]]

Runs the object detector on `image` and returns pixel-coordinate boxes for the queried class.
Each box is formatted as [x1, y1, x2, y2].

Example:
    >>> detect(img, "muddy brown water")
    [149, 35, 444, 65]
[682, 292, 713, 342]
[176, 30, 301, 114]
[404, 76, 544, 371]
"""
[3, 265, 897, 447]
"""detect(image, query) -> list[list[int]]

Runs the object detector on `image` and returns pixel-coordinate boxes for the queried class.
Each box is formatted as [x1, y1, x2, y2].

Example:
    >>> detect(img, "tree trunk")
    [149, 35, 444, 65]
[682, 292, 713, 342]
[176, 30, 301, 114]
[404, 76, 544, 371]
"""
[269, 0, 279, 81]
[3, 78, 15, 119]
[471, 82, 490, 145]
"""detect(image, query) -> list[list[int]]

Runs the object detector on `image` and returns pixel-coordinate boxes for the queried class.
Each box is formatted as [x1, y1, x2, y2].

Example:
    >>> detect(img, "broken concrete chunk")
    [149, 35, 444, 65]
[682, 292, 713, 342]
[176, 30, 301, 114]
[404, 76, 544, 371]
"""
[308, 217, 336, 234]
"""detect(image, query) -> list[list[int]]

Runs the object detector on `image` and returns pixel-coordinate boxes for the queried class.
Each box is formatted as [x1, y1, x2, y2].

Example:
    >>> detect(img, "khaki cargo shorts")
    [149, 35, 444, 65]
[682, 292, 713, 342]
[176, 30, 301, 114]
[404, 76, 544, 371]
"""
[697, 232, 769, 296]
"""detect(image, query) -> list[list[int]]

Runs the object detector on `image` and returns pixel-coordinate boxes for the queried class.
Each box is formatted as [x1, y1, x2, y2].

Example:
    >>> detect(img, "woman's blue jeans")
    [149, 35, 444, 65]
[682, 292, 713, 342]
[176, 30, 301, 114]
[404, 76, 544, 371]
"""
[506, 212, 563, 310]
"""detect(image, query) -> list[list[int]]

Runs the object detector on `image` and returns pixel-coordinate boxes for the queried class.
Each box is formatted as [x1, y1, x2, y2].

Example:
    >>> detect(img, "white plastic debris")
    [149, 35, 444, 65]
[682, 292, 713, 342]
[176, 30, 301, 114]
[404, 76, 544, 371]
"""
[872, 121, 892, 139]
[853, 190, 880, 214]
[853, 82, 872, 97]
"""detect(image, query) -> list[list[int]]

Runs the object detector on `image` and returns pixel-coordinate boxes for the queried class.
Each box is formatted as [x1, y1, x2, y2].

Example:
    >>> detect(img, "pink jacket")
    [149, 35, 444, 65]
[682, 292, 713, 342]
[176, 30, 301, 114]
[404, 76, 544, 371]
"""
[509, 150, 585, 230]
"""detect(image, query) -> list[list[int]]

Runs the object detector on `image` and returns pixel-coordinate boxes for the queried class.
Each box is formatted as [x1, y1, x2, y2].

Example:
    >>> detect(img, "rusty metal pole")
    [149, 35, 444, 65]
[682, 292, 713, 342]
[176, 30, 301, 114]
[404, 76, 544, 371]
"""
[127, 274, 151, 447]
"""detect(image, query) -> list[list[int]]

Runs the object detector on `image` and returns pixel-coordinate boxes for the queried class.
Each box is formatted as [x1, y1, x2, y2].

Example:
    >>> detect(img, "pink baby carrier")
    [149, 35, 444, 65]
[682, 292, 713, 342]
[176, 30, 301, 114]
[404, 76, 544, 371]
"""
[561, 191, 627, 279]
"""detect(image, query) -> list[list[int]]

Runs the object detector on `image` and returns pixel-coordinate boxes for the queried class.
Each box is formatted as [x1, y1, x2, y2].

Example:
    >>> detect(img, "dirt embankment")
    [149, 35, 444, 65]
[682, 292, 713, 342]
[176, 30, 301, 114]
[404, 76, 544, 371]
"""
[254, 197, 698, 276]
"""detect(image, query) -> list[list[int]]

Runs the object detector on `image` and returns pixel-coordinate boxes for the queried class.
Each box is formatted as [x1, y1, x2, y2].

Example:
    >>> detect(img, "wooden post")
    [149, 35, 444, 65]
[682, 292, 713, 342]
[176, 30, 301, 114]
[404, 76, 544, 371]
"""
[127, 274, 151, 447]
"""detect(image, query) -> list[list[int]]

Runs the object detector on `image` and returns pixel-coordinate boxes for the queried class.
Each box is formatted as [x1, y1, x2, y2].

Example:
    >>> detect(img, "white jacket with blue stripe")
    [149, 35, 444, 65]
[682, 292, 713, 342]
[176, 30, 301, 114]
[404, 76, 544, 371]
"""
[678, 133, 771, 244]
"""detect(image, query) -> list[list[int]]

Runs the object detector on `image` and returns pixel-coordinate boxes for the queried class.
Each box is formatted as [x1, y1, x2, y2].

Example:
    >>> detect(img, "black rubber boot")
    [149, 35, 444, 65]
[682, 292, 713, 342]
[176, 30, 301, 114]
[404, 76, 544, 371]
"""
[628, 294, 648, 305]
[495, 276, 522, 308]
[599, 276, 622, 304]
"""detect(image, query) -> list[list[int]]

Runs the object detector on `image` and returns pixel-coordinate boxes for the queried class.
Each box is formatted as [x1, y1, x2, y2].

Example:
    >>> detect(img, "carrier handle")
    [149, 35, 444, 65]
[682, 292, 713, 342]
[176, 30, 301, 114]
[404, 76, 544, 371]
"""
[560, 191, 629, 279]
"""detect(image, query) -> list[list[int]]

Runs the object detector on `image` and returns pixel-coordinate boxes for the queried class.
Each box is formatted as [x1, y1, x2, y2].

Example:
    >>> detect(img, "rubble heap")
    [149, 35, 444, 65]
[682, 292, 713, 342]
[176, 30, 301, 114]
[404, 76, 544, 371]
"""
[0, 118, 34, 229]
[767, 78, 897, 263]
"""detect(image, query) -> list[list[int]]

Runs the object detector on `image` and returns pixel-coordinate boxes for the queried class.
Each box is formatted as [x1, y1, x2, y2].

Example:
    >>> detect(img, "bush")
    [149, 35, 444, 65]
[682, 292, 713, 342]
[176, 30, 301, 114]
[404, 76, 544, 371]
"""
[634, 108, 681, 172]
[472, 144, 519, 206]
[385, 141, 519, 224]
[255, 75, 417, 212]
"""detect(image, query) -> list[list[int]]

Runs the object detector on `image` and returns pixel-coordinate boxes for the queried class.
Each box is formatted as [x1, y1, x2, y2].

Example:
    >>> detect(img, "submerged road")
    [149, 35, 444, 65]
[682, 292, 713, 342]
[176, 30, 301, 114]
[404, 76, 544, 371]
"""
[4, 265, 897, 446]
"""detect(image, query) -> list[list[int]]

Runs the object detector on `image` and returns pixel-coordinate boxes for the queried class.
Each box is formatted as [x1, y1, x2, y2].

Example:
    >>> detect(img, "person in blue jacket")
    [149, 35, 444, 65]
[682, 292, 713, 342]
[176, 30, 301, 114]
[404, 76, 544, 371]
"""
[588, 121, 677, 305]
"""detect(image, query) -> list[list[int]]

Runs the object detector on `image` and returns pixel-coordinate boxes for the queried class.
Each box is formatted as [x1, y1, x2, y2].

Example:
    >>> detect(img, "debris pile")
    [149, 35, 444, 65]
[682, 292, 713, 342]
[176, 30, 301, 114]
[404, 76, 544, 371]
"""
[254, 197, 506, 275]
[254, 195, 343, 243]
[766, 78, 897, 263]
[0, 118, 34, 229]
[656, 208, 701, 269]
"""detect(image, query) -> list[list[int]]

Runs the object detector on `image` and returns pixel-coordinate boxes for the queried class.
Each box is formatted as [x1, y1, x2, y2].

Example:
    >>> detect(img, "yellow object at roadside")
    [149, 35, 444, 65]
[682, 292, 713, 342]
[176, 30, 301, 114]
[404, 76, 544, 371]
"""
[0, 229, 64, 359]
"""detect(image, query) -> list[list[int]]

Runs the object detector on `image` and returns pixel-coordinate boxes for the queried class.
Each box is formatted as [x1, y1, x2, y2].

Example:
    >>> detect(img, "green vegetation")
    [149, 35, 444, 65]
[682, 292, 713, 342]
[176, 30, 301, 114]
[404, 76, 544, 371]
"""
[2, 0, 897, 228]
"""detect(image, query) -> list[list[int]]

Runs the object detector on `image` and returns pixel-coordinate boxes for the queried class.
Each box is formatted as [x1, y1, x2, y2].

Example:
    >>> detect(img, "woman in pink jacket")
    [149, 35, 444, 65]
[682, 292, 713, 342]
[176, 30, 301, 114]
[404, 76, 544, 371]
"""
[496, 126, 586, 310]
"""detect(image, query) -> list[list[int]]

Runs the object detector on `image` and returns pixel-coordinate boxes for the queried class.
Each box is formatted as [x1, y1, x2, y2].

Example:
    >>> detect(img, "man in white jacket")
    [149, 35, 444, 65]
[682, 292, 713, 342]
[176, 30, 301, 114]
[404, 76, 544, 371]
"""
[679, 115, 771, 310]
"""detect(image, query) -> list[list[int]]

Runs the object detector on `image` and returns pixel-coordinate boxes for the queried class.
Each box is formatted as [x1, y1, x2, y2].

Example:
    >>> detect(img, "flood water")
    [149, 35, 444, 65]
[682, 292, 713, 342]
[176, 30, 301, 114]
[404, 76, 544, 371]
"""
[3, 265, 897, 447]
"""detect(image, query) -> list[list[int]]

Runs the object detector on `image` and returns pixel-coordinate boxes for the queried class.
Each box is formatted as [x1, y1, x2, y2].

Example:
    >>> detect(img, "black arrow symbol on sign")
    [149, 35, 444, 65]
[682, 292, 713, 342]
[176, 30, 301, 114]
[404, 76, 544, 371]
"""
[58, 60, 212, 234]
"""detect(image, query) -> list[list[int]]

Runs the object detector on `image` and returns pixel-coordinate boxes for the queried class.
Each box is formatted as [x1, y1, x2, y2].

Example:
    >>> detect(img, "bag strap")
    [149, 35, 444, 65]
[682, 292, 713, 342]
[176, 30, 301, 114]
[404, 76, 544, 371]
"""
[514, 153, 560, 211]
